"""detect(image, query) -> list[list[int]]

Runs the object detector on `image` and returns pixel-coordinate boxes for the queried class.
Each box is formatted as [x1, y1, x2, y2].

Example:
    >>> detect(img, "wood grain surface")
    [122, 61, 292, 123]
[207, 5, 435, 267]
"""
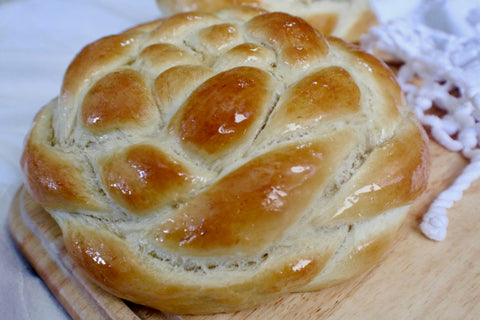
[8, 140, 480, 320]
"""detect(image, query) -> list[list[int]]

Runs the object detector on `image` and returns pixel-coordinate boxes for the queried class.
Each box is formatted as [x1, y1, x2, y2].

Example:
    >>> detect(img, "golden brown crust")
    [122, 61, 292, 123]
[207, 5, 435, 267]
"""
[330, 120, 429, 223]
[138, 43, 199, 74]
[152, 131, 356, 256]
[21, 143, 94, 211]
[21, 101, 104, 211]
[197, 23, 241, 51]
[61, 33, 141, 106]
[21, 8, 429, 314]
[153, 65, 213, 116]
[156, 0, 377, 42]
[265, 66, 361, 134]
[156, 0, 261, 14]
[81, 69, 158, 134]
[61, 204, 405, 314]
[62, 223, 335, 314]
[344, 9, 379, 43]
[100, 144, 194, 215]
[246, 12, 329, 67]
[303, 13, 338, 36]
[147, 12, 220, 44]
[169, 66, 275, 156]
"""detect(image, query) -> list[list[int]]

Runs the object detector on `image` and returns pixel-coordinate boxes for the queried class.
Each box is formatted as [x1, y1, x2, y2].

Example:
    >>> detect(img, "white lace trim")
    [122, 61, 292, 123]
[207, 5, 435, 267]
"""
[361, 5, 480, 241]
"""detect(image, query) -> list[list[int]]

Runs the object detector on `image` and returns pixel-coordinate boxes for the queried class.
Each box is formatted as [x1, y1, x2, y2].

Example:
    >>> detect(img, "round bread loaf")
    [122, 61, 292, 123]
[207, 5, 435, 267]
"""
[21, 7, 429, 314]
[155, 0, 377, 42]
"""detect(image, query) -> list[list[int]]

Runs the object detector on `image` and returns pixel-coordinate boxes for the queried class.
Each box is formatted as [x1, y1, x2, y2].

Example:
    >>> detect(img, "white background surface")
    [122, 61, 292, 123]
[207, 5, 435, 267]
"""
[0, 0, 467, 318]
[0, 1, 161, 318]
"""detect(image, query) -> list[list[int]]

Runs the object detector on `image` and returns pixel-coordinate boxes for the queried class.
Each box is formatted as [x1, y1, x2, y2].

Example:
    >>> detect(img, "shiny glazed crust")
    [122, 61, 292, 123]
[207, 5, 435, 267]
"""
[155, 0, 378, 42]
[21, 8, 429, 314]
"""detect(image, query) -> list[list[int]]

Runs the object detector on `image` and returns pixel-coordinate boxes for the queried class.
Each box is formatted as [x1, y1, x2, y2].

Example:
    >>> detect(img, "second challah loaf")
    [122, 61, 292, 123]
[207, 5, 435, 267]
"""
[155, 0, 378, 42]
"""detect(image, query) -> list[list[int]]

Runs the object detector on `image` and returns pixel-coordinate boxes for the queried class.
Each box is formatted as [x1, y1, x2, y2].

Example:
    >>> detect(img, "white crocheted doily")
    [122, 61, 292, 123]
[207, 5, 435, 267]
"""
[362, 1, 480, 241]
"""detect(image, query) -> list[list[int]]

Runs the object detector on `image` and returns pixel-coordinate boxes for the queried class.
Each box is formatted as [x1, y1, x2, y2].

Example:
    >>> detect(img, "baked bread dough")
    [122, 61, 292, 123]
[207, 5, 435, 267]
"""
[21, 7, 429, 314]
[155, 0, 378, 42]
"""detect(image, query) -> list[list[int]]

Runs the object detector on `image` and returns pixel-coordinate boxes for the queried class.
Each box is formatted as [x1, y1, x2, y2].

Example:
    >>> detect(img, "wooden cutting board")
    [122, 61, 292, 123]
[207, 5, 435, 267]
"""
[8, 140, 480, 320]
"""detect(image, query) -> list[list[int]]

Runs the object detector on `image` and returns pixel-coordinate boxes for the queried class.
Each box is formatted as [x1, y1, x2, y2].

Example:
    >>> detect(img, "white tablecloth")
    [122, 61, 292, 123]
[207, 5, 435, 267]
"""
[1, 0, 470, 318]
[0, 1, 161, 318]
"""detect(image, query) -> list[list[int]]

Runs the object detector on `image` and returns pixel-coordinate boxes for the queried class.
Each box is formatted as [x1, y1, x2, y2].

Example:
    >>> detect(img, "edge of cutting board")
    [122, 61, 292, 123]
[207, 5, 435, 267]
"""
[8, 140, 480, 320]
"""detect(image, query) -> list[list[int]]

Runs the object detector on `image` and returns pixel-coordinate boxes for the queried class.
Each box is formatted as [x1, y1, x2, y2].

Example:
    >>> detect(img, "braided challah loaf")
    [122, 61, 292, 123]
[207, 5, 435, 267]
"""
[155, 0, 377, 42]
[21, 7, 429, 314]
